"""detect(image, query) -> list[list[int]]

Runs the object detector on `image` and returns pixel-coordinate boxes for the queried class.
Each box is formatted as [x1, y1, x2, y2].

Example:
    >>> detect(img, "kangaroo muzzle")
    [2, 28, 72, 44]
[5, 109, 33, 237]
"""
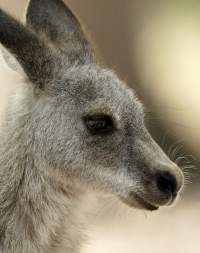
[123, 135, 184, 211]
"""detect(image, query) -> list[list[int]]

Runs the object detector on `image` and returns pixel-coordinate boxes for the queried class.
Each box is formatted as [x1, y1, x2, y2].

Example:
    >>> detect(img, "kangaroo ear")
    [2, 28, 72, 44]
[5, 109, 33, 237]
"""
[0, 8, 58, 90]
[26, 0, 94, 64]
[0, 45, 26, 75]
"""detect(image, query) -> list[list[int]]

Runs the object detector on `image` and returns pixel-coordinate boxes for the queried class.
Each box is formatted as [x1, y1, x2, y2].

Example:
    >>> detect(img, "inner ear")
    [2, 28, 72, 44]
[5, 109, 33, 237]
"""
[0, 45, 26, 76]
[26, 0, 94, 64]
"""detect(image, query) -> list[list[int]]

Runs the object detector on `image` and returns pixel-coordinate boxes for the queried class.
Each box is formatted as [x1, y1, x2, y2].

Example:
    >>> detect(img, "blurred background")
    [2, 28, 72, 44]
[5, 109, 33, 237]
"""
[0, 0, 200, 252]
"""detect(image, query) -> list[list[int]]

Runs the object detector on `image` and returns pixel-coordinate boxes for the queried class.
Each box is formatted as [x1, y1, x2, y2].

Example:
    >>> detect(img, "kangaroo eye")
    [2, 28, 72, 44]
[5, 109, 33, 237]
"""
[83, 114, 115, 134]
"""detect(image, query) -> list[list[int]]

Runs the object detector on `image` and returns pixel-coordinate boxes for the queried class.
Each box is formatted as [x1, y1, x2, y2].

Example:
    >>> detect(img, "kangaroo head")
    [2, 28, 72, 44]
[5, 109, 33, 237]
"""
[0, 0, 184, 211]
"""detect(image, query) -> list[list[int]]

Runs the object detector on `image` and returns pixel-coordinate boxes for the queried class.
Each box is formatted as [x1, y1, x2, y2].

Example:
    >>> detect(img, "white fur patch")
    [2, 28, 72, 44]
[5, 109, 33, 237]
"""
[0, 44, 26, 77]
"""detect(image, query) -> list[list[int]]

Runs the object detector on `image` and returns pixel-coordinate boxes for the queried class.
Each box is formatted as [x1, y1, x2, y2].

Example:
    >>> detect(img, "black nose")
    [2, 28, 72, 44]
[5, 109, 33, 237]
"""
[156, 171, 177, 195]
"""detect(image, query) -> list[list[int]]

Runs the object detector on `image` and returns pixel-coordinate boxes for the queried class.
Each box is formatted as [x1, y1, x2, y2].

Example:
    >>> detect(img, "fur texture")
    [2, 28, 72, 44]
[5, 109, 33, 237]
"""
[0, 1, 184, 252]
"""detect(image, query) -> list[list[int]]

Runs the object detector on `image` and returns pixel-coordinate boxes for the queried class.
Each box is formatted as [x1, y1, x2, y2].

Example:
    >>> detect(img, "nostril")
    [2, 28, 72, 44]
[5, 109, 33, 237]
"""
[156, 171, 177, 195]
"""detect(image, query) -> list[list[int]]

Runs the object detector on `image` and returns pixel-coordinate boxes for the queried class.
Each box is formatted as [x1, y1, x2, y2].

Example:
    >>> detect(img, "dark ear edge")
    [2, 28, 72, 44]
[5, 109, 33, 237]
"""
[26, 0, 94, 64]
[0, 8, 58, 89]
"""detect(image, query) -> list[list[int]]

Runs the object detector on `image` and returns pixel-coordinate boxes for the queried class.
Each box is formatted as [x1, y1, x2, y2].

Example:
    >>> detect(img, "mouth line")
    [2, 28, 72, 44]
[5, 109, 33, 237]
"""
[134, 194, 159, 211]
[166, 193, 177, 206]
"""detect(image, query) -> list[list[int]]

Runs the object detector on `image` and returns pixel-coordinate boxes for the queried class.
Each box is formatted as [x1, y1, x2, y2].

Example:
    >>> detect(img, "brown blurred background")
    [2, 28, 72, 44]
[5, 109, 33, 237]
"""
[0, 0, 200, 252]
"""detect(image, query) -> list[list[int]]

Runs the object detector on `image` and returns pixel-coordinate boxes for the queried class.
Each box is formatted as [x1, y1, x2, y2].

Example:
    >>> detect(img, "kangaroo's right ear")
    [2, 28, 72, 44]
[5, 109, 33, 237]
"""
[26, 0, 94, 64]
[0, 8, 58, 90]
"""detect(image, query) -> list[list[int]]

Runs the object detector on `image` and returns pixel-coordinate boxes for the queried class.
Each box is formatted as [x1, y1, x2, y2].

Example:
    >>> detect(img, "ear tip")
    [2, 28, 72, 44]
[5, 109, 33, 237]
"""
[26, 0, 40, 17]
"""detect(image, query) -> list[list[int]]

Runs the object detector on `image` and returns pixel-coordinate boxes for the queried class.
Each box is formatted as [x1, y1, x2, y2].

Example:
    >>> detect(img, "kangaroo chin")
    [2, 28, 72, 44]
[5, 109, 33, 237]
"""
[0, 0, 184, 252]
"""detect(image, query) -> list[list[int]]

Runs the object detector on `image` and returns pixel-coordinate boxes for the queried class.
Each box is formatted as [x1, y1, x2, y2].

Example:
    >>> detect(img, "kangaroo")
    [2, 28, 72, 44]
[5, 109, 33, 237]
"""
[0, 0, 184, 252]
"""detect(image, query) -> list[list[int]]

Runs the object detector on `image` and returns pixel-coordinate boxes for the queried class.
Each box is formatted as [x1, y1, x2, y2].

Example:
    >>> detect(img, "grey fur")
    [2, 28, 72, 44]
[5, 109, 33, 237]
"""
[0, 1, 184, 252]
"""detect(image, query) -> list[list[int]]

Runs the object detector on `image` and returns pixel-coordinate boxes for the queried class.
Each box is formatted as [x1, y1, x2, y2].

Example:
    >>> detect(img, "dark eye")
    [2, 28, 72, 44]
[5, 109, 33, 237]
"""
[83, 114, 115, 134]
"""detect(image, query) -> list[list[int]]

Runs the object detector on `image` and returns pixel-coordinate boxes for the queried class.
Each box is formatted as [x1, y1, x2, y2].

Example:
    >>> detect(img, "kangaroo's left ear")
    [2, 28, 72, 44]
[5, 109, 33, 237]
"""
[26, 0, 94, 65]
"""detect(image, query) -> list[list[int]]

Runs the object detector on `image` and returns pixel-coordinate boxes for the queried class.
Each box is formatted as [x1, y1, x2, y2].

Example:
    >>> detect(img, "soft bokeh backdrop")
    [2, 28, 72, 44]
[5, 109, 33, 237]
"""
[0, 1, 200, 252]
